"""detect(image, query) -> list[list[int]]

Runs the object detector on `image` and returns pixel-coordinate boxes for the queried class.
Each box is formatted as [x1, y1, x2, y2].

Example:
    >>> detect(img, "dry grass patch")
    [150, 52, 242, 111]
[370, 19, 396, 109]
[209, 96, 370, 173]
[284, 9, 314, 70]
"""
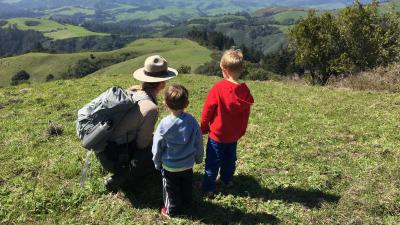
[330, 64, 400, 92]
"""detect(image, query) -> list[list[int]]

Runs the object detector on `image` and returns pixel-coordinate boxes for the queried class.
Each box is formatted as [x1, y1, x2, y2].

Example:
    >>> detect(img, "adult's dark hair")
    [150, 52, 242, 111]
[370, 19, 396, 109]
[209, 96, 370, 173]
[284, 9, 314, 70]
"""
[142, 82, 162, 92]
[164, 85, 189, 110]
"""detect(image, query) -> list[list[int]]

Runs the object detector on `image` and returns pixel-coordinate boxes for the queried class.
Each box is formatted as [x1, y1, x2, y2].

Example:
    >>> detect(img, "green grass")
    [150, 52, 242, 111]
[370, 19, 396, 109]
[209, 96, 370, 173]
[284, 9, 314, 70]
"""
[104, 3, 139, 13]
[0, 73, 399, 224]
[0, 38, 212, 87]
[2, 18, 106, 39]
[272, 10, 308, 23]
[115, 6, 199, 22]
[92, 39, 211, 77]
[42, 6, 96, 16]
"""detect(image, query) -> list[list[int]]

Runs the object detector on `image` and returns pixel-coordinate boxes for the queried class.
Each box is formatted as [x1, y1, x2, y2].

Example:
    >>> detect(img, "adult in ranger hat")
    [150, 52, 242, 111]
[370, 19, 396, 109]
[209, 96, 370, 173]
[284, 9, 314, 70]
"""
[96, 55, 178, 192]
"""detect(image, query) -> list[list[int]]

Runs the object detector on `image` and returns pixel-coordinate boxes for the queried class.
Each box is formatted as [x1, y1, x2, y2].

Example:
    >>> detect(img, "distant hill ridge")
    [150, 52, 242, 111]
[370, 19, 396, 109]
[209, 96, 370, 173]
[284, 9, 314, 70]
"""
[0, 0, 374, 23]
[1, 18, 107, 39]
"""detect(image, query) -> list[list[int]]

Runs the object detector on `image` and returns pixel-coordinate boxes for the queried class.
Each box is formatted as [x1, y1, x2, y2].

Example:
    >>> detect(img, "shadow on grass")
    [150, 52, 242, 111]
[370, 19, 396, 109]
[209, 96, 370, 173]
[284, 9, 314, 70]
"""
[189, 198, 280, 224]
[120, 172, 279, 224]
[122, 172, 163, 210]
[119, 172, 339, 224]
[202, 173, 341, 209]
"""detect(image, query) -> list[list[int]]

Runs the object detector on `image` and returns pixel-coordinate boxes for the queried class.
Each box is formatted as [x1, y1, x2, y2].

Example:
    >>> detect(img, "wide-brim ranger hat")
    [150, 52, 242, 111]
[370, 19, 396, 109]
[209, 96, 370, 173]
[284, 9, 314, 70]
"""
[133, 55, 178, 82]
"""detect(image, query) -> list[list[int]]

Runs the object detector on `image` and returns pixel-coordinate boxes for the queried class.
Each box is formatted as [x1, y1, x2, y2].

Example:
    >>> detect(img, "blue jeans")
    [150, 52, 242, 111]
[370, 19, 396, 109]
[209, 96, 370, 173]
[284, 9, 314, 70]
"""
[202, 138, 237, 192]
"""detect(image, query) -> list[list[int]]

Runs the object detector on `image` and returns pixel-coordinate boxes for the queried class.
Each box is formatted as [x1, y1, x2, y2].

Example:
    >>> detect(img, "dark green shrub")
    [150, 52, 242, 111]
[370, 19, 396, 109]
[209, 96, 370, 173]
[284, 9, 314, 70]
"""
[11, 70, 30, 85]
[46, 74, 55, 82]
[242, 62, 275, 81]
[177, 65, 191, 74]
[195, 60, 221, 76]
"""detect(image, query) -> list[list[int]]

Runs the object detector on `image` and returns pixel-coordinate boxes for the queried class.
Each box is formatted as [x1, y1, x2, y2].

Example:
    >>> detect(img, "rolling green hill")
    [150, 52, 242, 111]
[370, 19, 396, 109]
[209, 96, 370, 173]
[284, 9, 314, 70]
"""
[91, 39, 213, 77]
[1, 18, 107, 39]
[42, 6, 95, 17]
[0, 71, 399, 224]
[0, 38, 212, 87]
[272, 10, 308, 22]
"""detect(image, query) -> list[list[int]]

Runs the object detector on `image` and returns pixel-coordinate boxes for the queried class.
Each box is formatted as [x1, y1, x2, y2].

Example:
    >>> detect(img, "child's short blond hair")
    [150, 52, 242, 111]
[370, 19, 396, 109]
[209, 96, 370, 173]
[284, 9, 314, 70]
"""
[220, 49, 244, 75]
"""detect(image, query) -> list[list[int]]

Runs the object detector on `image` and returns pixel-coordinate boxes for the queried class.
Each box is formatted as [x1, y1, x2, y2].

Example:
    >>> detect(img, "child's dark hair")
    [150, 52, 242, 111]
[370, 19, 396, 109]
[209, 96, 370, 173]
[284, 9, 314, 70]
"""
[164, 85, 189, 110]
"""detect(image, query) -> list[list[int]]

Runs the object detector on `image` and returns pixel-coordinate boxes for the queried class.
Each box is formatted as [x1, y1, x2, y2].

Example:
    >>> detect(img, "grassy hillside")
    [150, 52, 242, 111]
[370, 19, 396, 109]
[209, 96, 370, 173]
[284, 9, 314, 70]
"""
[0, 38, 212, 87]
[1, 18, 106, 39]
[1, 73, 399, 224]
[42, 6, 95, 17]
[272, 10, 308, 22]
[91, 39, 213, 77]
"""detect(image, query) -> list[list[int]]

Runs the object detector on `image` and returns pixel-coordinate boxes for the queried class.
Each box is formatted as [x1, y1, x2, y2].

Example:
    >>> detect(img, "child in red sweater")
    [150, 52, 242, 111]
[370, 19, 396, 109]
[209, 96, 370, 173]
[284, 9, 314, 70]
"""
[201, 49, 254, 196]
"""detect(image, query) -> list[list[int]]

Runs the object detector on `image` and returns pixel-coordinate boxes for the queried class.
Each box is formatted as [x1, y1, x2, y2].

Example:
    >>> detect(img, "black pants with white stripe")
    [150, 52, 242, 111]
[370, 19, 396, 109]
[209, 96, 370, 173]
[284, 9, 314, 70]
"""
[161, 168, 193, 216]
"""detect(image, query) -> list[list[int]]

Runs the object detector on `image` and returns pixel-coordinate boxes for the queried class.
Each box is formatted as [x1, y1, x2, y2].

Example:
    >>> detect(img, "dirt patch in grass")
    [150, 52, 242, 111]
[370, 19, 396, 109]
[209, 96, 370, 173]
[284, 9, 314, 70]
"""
[46, 122, 64, 137]
[7, 98, 23, 105]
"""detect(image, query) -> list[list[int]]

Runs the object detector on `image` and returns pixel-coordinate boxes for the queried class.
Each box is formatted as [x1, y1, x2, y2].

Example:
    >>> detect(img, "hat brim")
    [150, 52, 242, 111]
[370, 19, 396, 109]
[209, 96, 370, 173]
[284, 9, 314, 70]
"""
[133, 67, 178, 82]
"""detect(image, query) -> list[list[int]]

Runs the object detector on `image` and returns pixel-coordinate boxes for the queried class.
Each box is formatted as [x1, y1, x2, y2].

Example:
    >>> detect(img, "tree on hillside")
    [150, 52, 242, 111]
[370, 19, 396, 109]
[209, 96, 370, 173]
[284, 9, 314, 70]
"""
[187, 30, 235, 51]
[262, 46, 303, 76]
[337, 0, 400, 69]
[11, 70, 30, 85]
[0, 27, 47, 57]
[289, 11, 344, 85]
[46, 74, 55, 82]
[289, 0, 400, 85]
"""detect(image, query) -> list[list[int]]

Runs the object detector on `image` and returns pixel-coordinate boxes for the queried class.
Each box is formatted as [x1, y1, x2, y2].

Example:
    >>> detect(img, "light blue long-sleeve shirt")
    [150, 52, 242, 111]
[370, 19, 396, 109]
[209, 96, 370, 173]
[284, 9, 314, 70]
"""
[152, 112, 204, 171]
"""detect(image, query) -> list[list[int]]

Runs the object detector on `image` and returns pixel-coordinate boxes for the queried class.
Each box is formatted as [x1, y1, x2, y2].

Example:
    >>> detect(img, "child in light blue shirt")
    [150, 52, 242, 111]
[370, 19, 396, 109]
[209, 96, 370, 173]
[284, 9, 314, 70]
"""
[152, 85, 203, 218]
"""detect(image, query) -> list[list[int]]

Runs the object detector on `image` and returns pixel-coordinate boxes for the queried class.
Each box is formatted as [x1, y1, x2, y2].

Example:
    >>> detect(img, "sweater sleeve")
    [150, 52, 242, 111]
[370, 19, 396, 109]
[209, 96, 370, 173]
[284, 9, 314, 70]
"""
[151, 122, 164, 170]
[136, 107, 158, 150]
[194, 121, 204, 164]
[201, 87, 218, 134]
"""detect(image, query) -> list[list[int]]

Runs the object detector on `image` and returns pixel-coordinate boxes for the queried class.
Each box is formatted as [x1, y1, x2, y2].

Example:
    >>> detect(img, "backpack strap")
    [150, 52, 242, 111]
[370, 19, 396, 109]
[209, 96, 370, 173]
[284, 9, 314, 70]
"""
[127, 90, 152, 104]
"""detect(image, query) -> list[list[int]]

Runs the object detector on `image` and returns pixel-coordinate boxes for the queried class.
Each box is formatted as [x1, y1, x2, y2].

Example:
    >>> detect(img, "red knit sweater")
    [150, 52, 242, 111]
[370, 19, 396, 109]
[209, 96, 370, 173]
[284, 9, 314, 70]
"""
[201, 80, 254, 143]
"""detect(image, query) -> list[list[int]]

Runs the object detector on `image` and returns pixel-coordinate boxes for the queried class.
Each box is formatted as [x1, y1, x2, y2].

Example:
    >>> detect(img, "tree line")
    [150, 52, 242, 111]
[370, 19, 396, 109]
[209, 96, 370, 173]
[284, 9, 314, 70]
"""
[187, 28, 305, 81]
[0, 26, 46, 57]
[187, 30, 281, 81]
